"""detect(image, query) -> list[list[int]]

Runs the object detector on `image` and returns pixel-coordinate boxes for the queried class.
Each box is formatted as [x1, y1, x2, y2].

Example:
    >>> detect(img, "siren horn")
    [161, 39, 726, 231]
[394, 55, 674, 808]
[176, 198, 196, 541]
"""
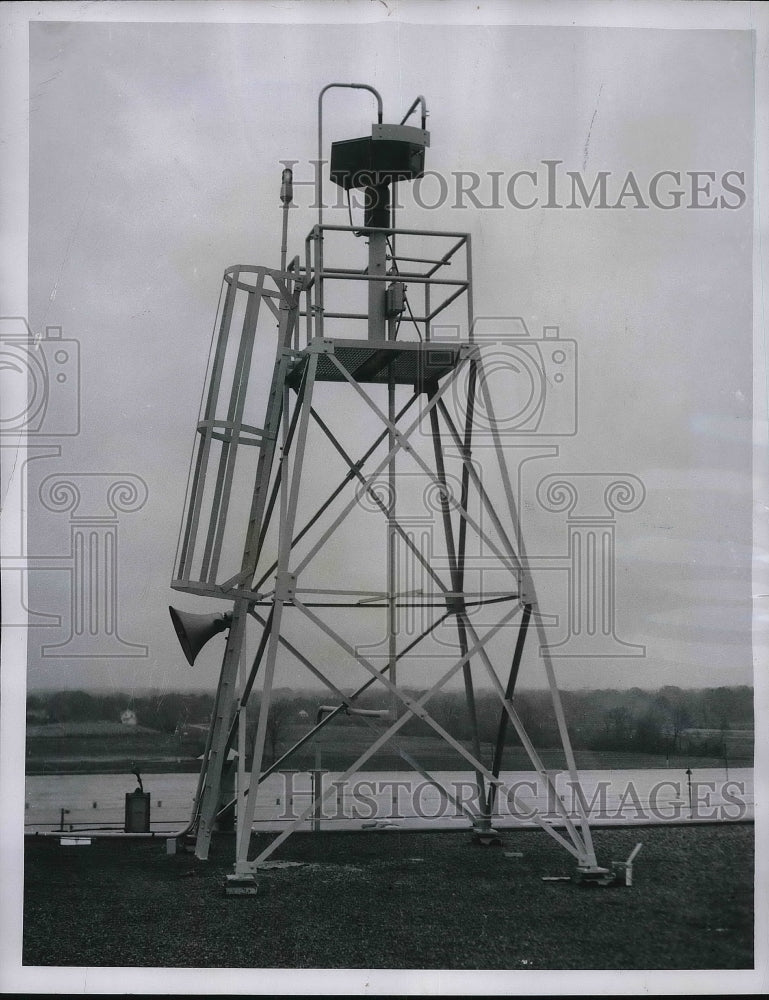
[169, 606, 233, 666]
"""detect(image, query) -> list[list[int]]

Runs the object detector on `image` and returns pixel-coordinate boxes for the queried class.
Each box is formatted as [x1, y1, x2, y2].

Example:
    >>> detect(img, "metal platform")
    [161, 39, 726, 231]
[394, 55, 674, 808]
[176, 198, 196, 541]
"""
[286, 338, 467, 388]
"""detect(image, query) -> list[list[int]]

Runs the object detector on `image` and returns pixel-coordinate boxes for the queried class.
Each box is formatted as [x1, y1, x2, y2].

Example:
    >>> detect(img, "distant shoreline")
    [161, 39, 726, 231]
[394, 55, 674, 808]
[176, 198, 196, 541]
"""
[25, 749, 752, 777]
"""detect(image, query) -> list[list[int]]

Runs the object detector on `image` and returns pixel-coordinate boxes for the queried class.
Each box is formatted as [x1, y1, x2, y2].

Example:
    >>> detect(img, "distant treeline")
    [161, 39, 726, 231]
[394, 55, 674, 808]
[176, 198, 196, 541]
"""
[26, 684, 753, 758]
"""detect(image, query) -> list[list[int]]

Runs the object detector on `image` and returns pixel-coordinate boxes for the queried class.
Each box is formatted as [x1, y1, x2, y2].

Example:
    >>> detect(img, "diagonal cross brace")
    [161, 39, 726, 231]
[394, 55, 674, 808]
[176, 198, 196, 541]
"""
[248, 394, 422, 595]
[308, 405, 453, 598]
[243, 598, 544, 871]
[327, 352, 519, 577]
[239, 608, 479, 825]
[291, 355, 468, 578]
[290, 597, 583, 860]
[435, 396, 522, 573]
[459, 612, 592, 862]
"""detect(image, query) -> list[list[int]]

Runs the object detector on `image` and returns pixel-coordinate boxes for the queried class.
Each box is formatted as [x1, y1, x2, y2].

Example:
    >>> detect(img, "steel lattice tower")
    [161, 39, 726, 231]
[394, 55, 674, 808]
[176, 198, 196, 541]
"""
[169, 85, 609, 892]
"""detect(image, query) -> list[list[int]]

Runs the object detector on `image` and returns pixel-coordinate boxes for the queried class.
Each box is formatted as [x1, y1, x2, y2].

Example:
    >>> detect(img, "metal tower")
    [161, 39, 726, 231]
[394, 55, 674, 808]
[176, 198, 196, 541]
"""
[169, 85, 608, 891]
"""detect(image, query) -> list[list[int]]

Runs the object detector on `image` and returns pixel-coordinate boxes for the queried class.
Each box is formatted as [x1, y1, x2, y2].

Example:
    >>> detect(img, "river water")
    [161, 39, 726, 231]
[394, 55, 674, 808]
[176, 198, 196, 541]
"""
[24, 766, 753, 834]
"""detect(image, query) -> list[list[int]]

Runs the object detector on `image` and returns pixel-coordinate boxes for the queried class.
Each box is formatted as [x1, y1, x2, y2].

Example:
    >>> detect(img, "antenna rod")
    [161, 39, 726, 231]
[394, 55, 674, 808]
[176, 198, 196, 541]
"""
[280, 167, 293, 272]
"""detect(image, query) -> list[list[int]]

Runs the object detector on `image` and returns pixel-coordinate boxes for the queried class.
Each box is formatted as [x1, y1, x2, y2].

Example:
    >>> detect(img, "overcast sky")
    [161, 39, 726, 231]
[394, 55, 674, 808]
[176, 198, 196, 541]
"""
[14, 14, 759, 697]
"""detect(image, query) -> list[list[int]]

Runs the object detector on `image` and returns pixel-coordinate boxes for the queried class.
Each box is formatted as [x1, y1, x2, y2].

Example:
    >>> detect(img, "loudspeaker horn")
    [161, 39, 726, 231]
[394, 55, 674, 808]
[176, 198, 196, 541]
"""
[169, 606, 233, 666]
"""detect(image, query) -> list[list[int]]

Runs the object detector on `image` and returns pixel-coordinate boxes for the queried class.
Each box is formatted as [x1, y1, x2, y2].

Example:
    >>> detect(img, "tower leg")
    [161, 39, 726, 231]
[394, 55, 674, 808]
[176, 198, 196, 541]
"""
[475, 362, 599, 869]
[387, 373, 398, 720]
[194, 598, 249, 860]
[428, 403, 487, 831]
[488, 603, 532, 816]
[234, 353, 319, 873]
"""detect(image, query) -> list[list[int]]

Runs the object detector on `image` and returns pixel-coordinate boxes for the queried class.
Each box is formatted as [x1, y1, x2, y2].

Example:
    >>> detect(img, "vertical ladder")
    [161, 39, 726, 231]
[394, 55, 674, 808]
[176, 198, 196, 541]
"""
[238, 276, 301, 585]
[194, 274, 301, 860]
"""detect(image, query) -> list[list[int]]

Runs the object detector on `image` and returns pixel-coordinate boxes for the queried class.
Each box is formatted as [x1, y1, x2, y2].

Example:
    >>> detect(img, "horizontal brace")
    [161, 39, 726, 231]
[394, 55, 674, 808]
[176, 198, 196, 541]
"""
[244, 599, 515, 609]
[170, 580, 269, 605]
[356, 589, 422, 604]
[299, 311, 368, 320]
[316, 266, 369, 276]
[170, 578, 228, 596]
[196, 419, 267, 444]
[388, 254, 452, 266]
[316, 271, 467, 287]
[242, 591, 516, 606]
[223, 275, 284, 296]
[295, 587, 395, 596]
[299, 311, 430, 324]
[313, 224, 470, 240]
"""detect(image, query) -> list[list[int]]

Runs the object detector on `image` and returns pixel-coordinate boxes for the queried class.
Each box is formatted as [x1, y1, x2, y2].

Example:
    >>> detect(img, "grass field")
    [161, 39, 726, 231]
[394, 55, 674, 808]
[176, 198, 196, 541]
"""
[25, 721, 749, 775]
[23, 823, 753, 970]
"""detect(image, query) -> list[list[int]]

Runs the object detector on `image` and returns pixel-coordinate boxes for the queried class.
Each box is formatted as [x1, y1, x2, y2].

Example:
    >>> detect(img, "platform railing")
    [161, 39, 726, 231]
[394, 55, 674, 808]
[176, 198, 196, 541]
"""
[300, 224, 473, 346]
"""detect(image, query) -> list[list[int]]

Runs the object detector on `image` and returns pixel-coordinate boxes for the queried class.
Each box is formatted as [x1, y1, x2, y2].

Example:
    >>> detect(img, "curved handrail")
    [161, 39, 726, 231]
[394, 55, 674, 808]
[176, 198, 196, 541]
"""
[317, 83, 384, 230]
[400, 94, 428, 129]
